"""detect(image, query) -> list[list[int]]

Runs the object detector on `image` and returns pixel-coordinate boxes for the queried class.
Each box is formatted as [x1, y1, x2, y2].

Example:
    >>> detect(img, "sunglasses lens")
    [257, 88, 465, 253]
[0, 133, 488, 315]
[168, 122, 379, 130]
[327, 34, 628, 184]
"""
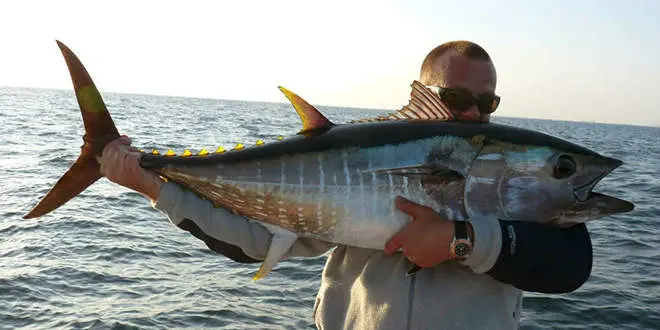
[437, 87, 500, 114]
[440, 90, 473, 112]
[477, 95, 500, 114]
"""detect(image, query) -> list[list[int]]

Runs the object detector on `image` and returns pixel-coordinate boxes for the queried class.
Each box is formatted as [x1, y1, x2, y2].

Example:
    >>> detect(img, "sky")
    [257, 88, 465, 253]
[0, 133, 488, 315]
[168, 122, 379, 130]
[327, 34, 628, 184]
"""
[1, 0, 659, 126]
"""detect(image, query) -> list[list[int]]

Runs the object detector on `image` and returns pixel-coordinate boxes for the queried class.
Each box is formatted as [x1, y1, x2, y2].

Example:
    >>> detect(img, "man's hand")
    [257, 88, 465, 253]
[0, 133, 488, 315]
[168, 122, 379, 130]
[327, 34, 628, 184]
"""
[98, 136, 163, 201]
[384, 197, 456, 268]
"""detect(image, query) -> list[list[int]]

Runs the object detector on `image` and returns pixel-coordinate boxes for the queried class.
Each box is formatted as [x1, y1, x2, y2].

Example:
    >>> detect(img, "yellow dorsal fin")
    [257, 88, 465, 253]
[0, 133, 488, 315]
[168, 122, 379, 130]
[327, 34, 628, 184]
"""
[165, 149, 176, 156]
[278, 86, 334, 134]
[256, 139, 265, 146]
[198, 148, 209, 156]
[181, 149, 192, 157]
[215, 146, 226, 153]
[233, 143, 245, 150]
[349, 80, 456, 124]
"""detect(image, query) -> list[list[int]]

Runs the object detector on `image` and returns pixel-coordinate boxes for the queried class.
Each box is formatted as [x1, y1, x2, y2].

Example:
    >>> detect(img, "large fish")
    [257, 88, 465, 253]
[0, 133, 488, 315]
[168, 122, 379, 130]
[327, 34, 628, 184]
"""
[25, 41, 634, 279]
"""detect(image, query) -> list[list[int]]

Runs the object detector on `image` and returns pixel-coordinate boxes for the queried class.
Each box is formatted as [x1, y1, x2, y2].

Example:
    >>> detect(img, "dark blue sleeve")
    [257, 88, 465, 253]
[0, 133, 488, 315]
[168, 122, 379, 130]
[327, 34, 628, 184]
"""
[486, 221, 592, 293]
[177, 218, 261, 264]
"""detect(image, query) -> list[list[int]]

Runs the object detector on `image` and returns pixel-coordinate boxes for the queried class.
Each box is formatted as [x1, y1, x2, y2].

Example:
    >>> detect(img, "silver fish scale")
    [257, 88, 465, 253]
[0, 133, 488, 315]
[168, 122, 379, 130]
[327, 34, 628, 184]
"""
[159, 135, 480, 249]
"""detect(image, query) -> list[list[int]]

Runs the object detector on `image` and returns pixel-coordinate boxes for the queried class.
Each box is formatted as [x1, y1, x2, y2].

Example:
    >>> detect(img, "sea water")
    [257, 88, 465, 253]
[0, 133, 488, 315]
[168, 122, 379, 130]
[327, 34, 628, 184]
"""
[1, 87, 658, 329]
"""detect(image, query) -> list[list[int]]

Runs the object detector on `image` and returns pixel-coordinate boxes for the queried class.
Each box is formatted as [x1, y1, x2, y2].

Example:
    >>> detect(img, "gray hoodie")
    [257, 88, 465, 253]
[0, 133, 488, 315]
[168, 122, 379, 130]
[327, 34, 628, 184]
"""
[154, 182, 522, 329]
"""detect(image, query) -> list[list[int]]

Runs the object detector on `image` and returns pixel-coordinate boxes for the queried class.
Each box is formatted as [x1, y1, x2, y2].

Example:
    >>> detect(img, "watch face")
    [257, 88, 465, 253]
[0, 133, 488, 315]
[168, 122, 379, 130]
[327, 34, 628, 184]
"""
[455, 243, 470, 257]
[452, 239, 472, 259]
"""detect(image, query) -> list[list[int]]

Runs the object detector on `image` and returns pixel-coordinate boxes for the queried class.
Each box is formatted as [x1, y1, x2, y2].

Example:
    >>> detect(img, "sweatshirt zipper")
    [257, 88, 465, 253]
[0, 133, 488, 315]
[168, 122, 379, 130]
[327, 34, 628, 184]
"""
[406, 273, 416, 330]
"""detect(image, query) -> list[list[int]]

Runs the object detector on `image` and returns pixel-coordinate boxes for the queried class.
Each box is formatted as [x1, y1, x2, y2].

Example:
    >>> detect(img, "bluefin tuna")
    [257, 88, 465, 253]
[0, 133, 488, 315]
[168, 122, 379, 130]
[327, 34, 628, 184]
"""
[25, 41, 634, 279]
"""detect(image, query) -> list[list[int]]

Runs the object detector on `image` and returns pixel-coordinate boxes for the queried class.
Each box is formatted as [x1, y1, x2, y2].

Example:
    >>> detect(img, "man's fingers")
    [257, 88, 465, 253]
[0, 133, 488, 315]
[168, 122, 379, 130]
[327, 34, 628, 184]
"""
[384, 231, 405, 255]
[384, 219, 419, 255]
[104, 138, 128, 153]
[386, 197, 428, 255]
[102, 137, 137, 158]
[97, 136, 139, 177]
[118, 135, 132, 145]
[395, 196, 430, 219]
[102, 136, 132, 153]
[116, 137, 142, 154]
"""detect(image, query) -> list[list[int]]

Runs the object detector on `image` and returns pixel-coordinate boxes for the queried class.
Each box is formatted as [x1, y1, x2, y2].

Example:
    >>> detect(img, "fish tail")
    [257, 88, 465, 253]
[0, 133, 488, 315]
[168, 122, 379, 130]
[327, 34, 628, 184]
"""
[23, 41, 120, 219]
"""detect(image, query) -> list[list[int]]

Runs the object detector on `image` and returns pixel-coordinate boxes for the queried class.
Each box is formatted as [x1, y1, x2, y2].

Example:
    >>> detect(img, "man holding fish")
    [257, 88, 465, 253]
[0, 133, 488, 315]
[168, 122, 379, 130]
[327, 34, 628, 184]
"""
[91, 41, 595, 329]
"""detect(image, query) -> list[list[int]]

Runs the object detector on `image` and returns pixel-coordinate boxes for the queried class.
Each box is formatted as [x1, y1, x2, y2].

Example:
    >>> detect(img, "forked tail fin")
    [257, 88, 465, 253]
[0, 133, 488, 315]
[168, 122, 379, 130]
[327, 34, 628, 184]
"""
[23, 41, 120, 219]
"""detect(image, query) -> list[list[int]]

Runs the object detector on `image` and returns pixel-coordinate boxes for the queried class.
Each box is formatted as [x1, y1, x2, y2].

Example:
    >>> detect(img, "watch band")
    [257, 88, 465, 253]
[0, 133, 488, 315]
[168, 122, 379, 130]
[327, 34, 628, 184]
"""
[454, 220, 469, 240]
[450, 221, 473, 260]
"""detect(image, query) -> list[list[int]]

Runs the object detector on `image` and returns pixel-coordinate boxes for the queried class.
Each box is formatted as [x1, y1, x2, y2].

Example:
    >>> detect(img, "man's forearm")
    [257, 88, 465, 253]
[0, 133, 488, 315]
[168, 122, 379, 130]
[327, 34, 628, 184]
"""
[486, 221, 593, 294]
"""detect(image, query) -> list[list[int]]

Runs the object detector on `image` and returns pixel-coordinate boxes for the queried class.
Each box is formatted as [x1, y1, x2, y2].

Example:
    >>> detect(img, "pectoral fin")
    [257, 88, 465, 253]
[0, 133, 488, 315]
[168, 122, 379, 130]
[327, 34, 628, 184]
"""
[253, 224, 298, 280]
[366, 164, 464, 183]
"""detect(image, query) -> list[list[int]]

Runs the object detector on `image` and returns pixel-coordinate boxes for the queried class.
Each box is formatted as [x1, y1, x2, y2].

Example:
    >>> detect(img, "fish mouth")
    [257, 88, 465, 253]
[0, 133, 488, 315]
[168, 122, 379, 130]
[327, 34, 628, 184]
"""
[585, 192, 635, 212]
[573, 157, 622, 203]
[555, 190, 634, 227]
[568, 156, 634, 220]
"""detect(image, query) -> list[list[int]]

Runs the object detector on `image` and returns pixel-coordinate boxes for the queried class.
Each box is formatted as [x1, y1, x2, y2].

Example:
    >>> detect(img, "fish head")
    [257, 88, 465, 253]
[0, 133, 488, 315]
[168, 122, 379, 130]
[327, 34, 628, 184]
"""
[542, 151, 634, 226]
[466, 142, 634, 226]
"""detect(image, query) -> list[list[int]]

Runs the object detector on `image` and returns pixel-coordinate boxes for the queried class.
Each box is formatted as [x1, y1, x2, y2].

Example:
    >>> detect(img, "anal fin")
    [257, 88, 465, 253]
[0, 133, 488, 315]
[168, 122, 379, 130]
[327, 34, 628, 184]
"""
[253, 223, 298, 280]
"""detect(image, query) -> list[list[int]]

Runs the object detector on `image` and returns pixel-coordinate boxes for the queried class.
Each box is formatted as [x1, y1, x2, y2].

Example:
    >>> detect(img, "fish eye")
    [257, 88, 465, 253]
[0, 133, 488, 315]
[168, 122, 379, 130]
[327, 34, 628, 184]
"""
[553, 155, 577, 179]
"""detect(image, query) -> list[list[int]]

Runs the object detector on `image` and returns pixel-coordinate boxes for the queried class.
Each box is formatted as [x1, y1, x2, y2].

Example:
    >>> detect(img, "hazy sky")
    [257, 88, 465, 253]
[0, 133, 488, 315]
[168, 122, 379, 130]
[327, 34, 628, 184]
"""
[2, 1, 659, 126]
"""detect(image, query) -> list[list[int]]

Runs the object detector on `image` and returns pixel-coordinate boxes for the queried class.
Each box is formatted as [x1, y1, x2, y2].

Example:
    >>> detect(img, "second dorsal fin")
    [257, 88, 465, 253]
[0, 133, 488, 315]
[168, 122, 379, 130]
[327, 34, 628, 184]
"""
[349, 80, 456, 123]
[278, 86, 334, 135]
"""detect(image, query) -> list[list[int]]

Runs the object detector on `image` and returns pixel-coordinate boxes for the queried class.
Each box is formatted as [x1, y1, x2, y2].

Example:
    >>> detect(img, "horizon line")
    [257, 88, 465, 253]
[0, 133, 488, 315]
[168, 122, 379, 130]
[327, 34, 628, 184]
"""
[1, 84, 658, 129]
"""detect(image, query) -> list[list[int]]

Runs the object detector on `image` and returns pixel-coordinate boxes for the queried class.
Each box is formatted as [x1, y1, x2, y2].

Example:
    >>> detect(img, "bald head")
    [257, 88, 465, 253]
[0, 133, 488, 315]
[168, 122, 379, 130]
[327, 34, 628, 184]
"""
[419, 40, 497, 87]
[419, 41, 498, 122]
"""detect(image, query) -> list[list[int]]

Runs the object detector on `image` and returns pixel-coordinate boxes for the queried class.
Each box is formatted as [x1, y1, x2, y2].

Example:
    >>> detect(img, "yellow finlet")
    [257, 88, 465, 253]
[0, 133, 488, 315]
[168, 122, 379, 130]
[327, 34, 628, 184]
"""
[215, 146, 226, 153]
[198, 148, 209, 156]
[165, 149, 176, 156]
[233, 143, 244, 150]
[278, 86, 334, 134]
[277, 135, 284, 140]
[181, 149, 192, 157]
[256, 139, 265, 146]
[151, 149, 160, 155]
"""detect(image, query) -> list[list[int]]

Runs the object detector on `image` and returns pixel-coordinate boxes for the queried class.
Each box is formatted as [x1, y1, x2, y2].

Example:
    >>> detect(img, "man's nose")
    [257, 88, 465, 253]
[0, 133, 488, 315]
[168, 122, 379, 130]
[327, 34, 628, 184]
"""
[456, 105, 481, 122]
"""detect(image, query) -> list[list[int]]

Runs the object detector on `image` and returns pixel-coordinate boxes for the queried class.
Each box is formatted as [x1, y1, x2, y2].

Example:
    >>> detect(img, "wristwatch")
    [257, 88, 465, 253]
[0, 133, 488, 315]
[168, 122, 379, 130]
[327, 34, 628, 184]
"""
[450, 221, 473, 260]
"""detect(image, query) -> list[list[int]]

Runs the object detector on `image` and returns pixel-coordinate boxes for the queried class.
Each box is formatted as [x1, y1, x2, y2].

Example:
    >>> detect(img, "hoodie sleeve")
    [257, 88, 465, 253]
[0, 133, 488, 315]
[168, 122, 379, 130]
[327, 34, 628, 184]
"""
[152, 182, 336, 262]
[459, 216, 592, 293]
[485, 220, 592, 294]
[460, 216, 503, 273]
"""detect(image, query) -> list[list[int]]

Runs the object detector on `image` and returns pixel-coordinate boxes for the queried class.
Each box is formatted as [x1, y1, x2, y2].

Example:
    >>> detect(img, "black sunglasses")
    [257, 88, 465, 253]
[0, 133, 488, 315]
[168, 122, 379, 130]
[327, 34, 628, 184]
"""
[427, 86, 500, 114]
